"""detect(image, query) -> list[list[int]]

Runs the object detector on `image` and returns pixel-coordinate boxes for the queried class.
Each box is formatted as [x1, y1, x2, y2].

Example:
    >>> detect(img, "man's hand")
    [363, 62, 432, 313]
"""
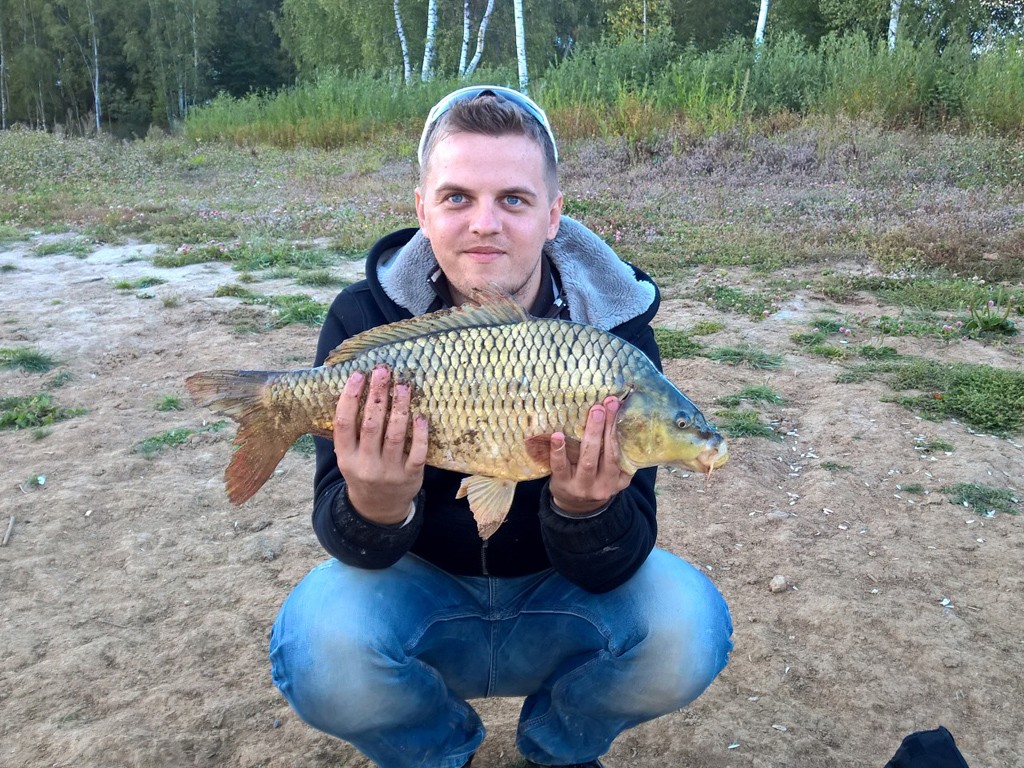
[548, 396, 634, 515]
[333, 366, 429, 525]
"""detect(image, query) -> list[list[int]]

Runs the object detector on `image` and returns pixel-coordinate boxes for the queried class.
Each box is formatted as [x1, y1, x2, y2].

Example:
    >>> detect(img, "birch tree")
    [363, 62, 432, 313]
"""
[459, 0, 470, 75]
[888, 0, 901, 48]
[0, 13, 8, 129]
[754, 0, 770, 53]
[514, 0, 527, 90]
[394, 0, 411, 83]
[463, 0, 495, 78]
[421, 0, 437, 81]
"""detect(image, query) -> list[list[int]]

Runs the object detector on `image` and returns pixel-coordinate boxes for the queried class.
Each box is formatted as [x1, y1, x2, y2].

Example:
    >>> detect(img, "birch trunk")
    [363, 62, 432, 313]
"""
[422, 0, 437, 81]
[459, 0, 470, 76]
[464, 0, 495, 78]
[87, 0, 101, 133]
[513, 0, 527, 90]
[393, 0, 411, 84]
[0, 16, 7, 130]
[888, 0, 901, 50]
[754, 0, 769, 54]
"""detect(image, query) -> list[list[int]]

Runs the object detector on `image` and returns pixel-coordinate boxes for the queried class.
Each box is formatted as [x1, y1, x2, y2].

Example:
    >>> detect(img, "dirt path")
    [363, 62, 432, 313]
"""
[1, 238, 1021, 768]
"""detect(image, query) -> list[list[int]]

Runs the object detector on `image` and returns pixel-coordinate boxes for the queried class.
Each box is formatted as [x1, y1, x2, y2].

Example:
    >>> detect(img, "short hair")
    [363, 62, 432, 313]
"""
[419, 93, 559, 196]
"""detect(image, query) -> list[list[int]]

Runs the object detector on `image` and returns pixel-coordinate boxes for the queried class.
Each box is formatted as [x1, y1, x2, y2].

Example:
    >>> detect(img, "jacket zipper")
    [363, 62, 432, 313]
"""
[480, 540, 490, 576]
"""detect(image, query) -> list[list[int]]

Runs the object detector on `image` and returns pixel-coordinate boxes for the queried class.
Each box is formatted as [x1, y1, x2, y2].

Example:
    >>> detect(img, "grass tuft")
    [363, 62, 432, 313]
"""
[944, 482, 1019, 515]
[0, 394, 86, 430]
[713, 408, 781, 440]
[113, 277, 167, 290]
[715, 385, 783, 407]
[1, 347, 59, 373]
[156, 395, 184, 412]
[135, 420, 228, 456]
[704, 344, 785, 369]
[653, 328, 704, 359]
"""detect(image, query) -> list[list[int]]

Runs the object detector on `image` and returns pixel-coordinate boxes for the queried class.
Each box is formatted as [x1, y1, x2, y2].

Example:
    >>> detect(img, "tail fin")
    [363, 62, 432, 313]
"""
[185, 370, 304, 505]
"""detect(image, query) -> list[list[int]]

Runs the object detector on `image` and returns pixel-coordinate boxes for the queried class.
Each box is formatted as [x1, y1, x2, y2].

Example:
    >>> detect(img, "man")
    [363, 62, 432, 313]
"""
[270, 86, 732, 768]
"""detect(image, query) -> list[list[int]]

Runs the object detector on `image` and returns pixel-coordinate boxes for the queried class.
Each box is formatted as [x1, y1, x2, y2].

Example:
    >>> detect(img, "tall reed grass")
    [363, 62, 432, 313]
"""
[185, 33, 1024, 149]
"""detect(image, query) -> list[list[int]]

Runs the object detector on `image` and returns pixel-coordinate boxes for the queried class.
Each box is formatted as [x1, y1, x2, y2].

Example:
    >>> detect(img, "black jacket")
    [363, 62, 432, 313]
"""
[311, 226, 664, 593]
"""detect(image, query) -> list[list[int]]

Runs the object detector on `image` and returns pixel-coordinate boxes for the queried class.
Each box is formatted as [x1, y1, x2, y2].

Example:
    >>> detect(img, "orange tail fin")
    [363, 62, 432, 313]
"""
[184, 370, 303, 505]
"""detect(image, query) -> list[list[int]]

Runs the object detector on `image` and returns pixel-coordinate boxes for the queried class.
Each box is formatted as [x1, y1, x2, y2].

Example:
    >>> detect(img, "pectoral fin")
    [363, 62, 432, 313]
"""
[456, 475, 518, 540]
[524, 434, 582, 467]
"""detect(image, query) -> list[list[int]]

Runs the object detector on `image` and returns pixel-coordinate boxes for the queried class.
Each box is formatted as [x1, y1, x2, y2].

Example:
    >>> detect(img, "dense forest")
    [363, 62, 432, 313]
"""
[0, 0, 1021, 136]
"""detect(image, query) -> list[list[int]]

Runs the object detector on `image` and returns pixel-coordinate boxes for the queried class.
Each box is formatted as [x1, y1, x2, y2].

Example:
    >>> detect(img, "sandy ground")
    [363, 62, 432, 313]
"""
[1, 237, 1022, 768]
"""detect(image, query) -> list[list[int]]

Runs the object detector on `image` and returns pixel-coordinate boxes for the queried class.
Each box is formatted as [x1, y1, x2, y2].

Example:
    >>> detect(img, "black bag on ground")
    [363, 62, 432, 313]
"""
[884, 726, 970, 768]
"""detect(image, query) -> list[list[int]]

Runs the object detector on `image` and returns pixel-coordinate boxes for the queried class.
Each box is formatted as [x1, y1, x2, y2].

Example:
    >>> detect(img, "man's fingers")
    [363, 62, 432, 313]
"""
[406, 414, 430, 471]
[382, 383, 411, 459]
[575, 404, 606, 474]
[548, 432, 570, 477]
[358, 366, 391, 450]
[333, 371, 366, 451]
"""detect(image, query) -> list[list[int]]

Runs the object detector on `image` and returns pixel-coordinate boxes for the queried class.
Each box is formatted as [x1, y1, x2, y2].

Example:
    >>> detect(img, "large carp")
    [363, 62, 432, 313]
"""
[186, 292, 727, 539]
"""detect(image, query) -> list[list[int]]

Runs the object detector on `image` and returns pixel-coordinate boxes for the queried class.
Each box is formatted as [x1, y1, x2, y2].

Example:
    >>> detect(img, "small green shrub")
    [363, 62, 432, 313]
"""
[716, 385, 783, 407]
[713, 408, 780, 440]
[0, 394, 86, 430]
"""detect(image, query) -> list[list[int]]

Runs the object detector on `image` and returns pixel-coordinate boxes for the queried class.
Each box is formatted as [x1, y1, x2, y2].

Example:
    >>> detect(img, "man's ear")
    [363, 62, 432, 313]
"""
[415, 187, 428, 236]
[547, 192, 563, 240]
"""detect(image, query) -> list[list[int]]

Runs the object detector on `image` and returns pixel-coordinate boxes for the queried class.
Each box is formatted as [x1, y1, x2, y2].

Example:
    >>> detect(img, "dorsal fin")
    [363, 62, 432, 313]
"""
[324, 289, 530, 366]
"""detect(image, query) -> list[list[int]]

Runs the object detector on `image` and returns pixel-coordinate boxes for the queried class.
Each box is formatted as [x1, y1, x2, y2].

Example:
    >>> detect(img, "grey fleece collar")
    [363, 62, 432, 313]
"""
[377, 215, 655, 329]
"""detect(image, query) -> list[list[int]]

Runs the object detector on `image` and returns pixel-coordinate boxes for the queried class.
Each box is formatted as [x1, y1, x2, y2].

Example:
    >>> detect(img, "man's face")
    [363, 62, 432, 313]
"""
[415, 131, 563, 308]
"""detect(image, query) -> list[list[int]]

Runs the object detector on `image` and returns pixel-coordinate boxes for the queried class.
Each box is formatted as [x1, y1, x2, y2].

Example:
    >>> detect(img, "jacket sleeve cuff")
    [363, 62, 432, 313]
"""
[313, 481, 423, 569]
[538, 484, 633, 554]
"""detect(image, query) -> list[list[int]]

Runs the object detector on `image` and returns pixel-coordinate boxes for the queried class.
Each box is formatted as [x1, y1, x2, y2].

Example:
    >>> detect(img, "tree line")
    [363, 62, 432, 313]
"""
[0, 0, 1020, 136]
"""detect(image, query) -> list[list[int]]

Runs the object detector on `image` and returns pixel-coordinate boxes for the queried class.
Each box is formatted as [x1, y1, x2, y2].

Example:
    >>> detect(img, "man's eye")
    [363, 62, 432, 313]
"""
[448, 193, 466, 204]
[504, 195, 522, 206]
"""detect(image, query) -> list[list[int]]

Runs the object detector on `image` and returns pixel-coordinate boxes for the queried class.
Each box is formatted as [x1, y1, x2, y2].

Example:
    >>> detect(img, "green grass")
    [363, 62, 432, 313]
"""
[689, 320, 726, 336]
[156, 395, 184, 411]
[162, 295, 182, 308]
[858, 345, 899, 360]
[32, 239, 91, 258]
[704, 344, 785, 369]
[214, 285, 328, 328]
[944, 482, 1019, 516]
[653, 328, 703, 359]
[715, 385, 783, 407]
[841, 358, 1024, 435]
[113, 276, 167, 290]
[1, 347, 58, 373]
[1, 263, 16, 272]
[713, 408, 781, 440]
[0, 394, 86, 430]
[0, 223, 25, 246]
[290, 434, 317, 456]
[45, 371, 74, 389]
[820, 461, 852, 471]
[135, 420, 229, 456]
[897, 483, 926, 495]
[694, 282, 782, 320]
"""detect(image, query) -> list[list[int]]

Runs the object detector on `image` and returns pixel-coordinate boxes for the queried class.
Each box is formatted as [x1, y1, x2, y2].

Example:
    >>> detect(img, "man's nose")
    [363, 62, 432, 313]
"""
[469, 201, 501, 233]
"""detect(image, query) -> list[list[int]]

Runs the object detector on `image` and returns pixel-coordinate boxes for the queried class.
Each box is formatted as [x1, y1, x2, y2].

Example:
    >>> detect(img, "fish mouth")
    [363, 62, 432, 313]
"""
[695, 443, 729, 474]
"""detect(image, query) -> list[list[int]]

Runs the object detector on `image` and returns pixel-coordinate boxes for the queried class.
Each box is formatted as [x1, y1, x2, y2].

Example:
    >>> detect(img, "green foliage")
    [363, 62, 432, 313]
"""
[0, 394, 86, 430]
[289, 434, 317, 456]
[653, 328, 703, 358]
[914, 437, 954, 454]
[135, 420, 228, 456]
[689, 320, 725, 336]
[113, 277, 167, 290]
[156, 395, 184, 412]
[704, 345, 785, 369]
[944, 483, 1020, 516]
[32, 239, 91, 258]
[713, 408, 781, 440]
[0, 347, 58, 373]
[214, 285, 327, 328]
[694, 280, 783, 319]
[716, 385, 784, 407]
[842, 358, 1024, 435]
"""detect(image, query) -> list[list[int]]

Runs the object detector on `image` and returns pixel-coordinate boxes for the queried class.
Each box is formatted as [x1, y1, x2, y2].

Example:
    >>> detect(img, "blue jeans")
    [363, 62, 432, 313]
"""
[270, 548, 732, 768]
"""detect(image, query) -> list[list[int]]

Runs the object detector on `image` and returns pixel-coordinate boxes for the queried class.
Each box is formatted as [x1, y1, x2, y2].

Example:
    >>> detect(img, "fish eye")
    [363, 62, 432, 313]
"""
[676, 416, 689, 429]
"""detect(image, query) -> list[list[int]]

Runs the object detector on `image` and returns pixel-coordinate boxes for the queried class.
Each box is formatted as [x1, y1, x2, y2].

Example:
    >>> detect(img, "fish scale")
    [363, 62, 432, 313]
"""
[186, 292, 727, 539]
